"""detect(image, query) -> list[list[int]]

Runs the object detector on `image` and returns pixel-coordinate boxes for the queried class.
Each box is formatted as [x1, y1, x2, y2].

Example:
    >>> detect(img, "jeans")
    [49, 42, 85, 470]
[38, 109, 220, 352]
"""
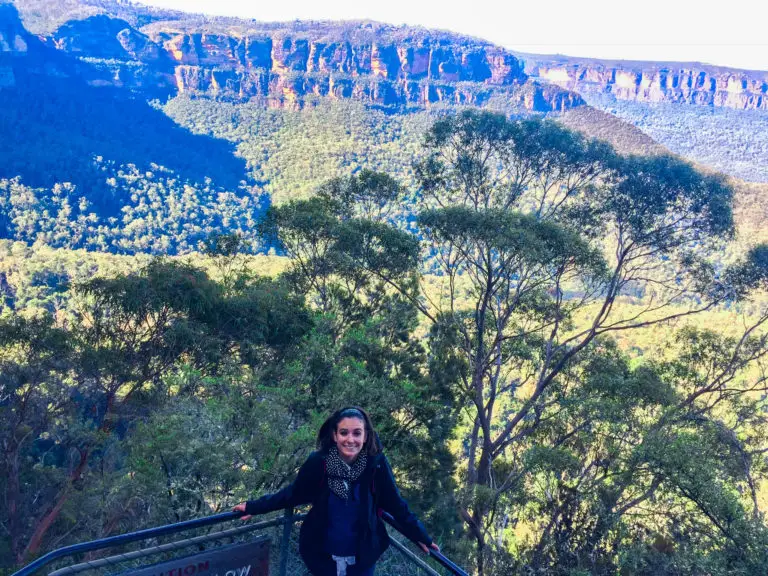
[309, 556, 375, 576]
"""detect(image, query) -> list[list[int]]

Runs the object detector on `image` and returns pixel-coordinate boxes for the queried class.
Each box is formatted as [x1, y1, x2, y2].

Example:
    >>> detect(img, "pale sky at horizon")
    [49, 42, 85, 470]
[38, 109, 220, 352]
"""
[138, 0, 768, 72]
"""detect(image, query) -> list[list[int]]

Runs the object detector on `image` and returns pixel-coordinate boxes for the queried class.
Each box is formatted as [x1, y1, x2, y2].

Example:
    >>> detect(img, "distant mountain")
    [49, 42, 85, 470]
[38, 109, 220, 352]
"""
[7, 0, 767, 183]
[511, 52, 768, 183]
[0, 2, 248, 190]
[1, 0, 767, 256]
[6, 0, 583, 112]
[516, 52, 768, 111]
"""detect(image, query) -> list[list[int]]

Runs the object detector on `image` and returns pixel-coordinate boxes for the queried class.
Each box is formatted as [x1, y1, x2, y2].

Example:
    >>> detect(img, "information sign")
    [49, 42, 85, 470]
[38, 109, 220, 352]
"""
[121, 537, 270, 576]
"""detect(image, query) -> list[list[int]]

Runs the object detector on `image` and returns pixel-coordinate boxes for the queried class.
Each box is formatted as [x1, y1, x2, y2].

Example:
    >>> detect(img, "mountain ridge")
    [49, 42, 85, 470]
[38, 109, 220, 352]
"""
[512, 50, 768, 76]
[2, 1, 583, 112]
[2, 0, 767, 254]
[517, 51, 768, 111]
[10, 0, 768, 112]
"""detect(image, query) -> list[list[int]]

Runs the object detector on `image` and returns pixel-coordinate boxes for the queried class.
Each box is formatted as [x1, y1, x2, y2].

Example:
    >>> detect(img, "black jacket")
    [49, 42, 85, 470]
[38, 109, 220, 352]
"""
[245, 450, 432, 573]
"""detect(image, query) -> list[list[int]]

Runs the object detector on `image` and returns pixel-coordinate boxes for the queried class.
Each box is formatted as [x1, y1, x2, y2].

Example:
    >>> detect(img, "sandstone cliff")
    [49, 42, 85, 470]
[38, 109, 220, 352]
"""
[519, 53, 768, 111]
[0, 2, 583, 112]
[154, 28, 526, 108]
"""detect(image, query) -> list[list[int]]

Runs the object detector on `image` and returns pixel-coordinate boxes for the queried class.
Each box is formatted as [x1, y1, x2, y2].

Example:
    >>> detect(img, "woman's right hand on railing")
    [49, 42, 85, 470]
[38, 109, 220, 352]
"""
[418, 542, 440, 555]
[233, 502, 253, 521]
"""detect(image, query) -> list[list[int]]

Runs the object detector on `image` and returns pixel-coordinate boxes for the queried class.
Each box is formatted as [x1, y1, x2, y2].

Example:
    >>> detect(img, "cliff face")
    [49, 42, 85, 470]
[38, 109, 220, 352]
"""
[157, 31, 529, 108]
[522, 55, 768, 111]
[145, 29, 527, 89]
[0, 4, 178, 96]
[0, 5, 582, 112]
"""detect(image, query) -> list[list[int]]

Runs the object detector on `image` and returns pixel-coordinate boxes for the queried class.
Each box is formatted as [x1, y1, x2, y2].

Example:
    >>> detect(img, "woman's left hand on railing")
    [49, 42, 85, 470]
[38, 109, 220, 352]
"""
[233, 502, 253, 521]
[418, 542, 440, 555]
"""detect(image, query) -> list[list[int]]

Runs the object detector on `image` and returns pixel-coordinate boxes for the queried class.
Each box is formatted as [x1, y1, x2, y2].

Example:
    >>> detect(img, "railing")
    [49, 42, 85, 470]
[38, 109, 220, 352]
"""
[11, 509, 469, 576]
[380, 511, 469, 576]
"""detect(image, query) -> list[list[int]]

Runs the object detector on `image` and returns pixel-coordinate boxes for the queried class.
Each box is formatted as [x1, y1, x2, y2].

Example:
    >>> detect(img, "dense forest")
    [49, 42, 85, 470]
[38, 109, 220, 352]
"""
[583, 93, 768, 183]
[0, 92, 445, 253]
[3, 94, 767, 257]
[4, 111, 768, 576]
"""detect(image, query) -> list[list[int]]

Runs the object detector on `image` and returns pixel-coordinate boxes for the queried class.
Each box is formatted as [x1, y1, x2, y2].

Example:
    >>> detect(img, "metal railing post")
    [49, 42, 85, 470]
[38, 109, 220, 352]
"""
[278, 507, 294, 576]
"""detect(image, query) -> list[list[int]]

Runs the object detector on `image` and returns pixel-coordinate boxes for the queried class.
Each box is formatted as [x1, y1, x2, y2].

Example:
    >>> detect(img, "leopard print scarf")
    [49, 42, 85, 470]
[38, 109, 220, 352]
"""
[326, 446, 368, 500]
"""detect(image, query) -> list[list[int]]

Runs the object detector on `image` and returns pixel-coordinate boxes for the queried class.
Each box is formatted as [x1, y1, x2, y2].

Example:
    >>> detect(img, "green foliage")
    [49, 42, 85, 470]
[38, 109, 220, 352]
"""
[2, 78, 764, 270]
[4, 108, 768, 576]
[0, 96, 436, 253]
[0, 165, 265, 255]
[162, 97, 434, 206]
[609, 153, 734, 241]
[584, 92, 768, 183]
[0, 225, 459, 570]
[261, 172, 420, 327]
[419, 207, 608, 279]
[558, 107, 667, 157]
[274, 109, 768, 575]
[0, 256, 317, 565]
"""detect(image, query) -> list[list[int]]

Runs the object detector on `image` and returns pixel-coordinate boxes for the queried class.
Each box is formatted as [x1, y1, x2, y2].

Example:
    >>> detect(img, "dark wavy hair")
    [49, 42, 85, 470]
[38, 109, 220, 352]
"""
[317, 406, 380, 456]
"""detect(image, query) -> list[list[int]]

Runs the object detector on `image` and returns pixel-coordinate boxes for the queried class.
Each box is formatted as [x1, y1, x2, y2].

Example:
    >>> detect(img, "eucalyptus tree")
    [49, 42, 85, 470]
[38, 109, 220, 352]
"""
[264, 110, 768, 574]
[1, 260, 312, 564]
[0, 315, 73, 564]
[513, 314, 768, 575]
[407, 111, 768, 573]
[261, 170, 461, 538]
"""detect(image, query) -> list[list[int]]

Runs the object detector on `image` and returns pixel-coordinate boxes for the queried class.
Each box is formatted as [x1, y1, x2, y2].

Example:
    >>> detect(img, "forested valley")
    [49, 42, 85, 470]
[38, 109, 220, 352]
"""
[3, 107, 768, 576]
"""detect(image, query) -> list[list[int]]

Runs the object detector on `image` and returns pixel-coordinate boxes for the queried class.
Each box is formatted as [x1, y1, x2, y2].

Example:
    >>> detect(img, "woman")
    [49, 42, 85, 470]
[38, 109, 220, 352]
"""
[233, 407, 439, 576]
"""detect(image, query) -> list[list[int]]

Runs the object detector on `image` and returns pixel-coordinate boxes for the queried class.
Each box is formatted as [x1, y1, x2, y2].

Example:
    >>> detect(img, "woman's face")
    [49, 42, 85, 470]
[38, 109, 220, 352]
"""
[333, 417, 366, 463]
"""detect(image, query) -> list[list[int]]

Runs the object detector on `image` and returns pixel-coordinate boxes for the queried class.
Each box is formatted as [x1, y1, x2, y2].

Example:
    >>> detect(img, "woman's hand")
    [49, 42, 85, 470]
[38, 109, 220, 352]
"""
[418, 542, 440, 555]
[232, 502, 252, 521]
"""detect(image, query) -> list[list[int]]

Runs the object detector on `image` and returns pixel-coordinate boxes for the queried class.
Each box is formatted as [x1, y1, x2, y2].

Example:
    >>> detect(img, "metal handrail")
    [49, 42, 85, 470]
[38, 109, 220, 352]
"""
[386, 538, 441, 576]
[11, 512, 243, 576]
[12, 509, 470, 576]
[46, 517, 300, 576]
[381, 512, 470, 576]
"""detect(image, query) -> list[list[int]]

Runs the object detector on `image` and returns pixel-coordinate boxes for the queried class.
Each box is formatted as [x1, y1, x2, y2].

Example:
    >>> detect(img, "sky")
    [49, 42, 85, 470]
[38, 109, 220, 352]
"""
[138, 0, 768, 71]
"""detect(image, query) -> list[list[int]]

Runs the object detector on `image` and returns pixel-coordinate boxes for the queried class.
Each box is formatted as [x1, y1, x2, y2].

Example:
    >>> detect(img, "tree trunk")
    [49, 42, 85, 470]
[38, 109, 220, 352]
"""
[476, 444, 493, 487]
[7, 446, 22, 561]
[467, 418, 480, 485]
[475, 535, 486, 576]
[21, 448, 89, 562]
